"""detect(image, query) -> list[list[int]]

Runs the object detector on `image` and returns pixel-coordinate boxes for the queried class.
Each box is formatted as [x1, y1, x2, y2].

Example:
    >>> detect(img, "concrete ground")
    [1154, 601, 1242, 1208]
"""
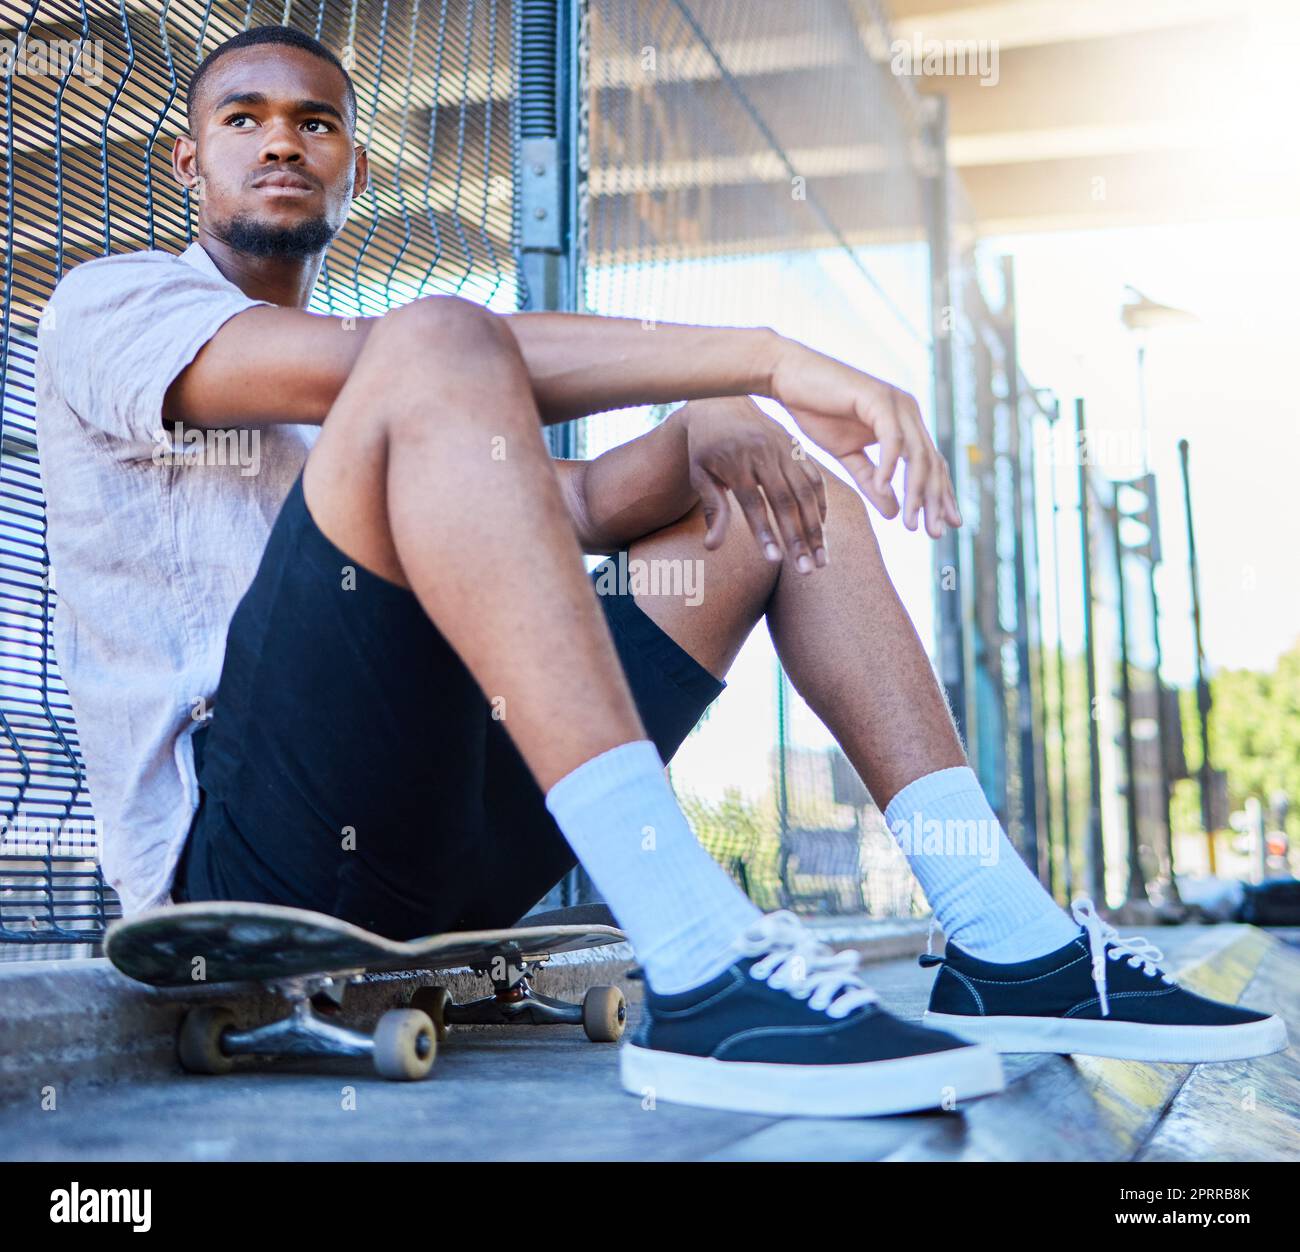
[3, 924, 1297, 1162]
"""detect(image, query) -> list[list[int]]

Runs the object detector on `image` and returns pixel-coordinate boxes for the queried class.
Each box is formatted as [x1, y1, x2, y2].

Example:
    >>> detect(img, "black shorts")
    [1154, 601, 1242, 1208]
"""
[171, 470, 724, 940]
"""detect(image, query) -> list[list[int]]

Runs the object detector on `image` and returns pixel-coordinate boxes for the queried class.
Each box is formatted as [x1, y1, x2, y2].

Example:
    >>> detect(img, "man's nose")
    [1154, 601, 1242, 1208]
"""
[257, 119, 306, 160]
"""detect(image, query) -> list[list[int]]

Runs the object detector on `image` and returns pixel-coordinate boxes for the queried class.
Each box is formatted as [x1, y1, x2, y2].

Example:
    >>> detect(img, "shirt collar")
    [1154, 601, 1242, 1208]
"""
[178, 240, 232, 286]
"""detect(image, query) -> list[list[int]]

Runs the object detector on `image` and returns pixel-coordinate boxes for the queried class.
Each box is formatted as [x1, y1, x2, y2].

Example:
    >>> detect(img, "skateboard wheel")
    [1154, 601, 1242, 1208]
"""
[177, 1006, 236, 1075]
[409, 986, 452, 1040]
[582, 985, 626, 1043]
[373, 1009, 437, 1080]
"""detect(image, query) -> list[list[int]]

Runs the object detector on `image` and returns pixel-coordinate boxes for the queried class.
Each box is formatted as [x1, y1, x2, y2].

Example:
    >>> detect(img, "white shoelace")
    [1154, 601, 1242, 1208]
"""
[1070, 897, 1175, 1018]
[732, 911, 881, 1019]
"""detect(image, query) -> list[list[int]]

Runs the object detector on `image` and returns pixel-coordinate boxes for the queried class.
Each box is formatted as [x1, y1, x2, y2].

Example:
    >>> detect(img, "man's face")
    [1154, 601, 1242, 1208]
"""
[180, 44, 365, 258]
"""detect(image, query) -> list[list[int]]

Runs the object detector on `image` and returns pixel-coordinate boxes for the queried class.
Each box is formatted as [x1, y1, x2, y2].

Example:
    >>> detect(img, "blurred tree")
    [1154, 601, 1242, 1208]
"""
[1176, 637, 1300, 839]
[677, 786, 780, 908]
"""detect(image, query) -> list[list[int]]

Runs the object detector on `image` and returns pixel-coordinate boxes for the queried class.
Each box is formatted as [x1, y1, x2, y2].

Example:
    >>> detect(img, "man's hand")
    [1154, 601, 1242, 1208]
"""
[684, 397, 830, 572]
[769, 338, 961, 539]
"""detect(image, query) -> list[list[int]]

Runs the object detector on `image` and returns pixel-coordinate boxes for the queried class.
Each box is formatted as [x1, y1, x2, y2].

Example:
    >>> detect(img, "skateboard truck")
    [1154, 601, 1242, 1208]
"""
[177, 956, 627, 1082]
[412, 946, 626, 1034]
[180, 972, 439, 1081]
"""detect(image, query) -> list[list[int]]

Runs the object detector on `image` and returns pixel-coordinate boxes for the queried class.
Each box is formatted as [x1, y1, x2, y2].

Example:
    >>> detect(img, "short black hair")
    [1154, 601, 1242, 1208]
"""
[187, 24, 357, 134]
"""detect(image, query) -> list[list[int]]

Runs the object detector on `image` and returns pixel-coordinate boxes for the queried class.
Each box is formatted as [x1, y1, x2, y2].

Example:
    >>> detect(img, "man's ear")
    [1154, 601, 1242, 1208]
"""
[172, 133, 200, 194]
[352, 145, 370, 201]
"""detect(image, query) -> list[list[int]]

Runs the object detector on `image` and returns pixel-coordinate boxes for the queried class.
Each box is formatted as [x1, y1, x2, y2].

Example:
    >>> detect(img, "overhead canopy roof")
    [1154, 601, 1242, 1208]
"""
[884, 0, 1299, 233]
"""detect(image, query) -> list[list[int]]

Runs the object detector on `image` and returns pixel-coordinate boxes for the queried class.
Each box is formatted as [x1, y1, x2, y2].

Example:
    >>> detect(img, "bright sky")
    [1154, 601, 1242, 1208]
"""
[992, 217, 1300, 682]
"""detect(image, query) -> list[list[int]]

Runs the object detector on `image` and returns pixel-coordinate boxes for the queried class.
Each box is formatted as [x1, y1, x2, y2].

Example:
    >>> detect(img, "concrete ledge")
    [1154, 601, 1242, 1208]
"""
[0, 917, 934, 1100]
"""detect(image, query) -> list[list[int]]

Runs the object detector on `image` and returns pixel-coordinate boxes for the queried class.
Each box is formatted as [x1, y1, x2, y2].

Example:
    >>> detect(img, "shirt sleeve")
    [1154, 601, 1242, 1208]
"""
[40, 251, 273, 446]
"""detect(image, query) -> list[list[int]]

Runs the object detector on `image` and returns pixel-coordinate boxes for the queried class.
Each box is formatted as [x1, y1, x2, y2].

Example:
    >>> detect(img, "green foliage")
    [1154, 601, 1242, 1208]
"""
[1182, 636, 1300, 834]
[677, 786, 782, 910]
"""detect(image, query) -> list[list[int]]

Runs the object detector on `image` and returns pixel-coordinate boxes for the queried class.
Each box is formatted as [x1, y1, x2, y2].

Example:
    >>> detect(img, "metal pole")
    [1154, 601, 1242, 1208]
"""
[777, 665, 790, 840]
[517, 0, 588, 906]
[1001, 256, 1041, 878]
[1144, 488, 1180, 904]
[776, 664, 791, 905]
[1047, 399, 1073, 899]
[971, 304, 1004, 819]
[1111, 500, 1147, 904]
[1178, 438, 1216, 873]
[516, 0, 586, 456]
[1026, 394, 1055, 893]
[1134, 346, 1179, 902]
[923, 97, 967, 743]
[1076, 400, 1105, 903]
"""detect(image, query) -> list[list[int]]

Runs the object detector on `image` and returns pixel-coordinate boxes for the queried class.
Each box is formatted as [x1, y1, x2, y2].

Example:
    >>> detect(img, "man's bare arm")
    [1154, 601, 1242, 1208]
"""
[164, 301, 771, 430]
[161, 304, 380, 429]
[167, 295, 959, 536]
[554, 407, 698, 554]
[501, 312, 775, 424]
[560, 397, 838, 567]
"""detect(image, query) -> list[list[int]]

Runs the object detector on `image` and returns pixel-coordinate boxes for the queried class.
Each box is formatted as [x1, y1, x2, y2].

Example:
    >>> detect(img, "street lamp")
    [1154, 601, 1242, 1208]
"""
[1120, 287, 1198, 912]
[1121, 286, 1199, 473]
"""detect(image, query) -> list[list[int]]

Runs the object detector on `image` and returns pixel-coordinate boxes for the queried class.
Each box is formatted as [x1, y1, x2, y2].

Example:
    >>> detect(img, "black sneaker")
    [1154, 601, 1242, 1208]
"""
[920, 898, 1288, 1062]
[619, 911, 1005, 1117]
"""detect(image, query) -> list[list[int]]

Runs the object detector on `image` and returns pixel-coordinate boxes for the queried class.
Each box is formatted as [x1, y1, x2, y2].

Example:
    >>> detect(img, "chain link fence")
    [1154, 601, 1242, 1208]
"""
[0, 0, 518, 944]
[577, 0, 940, 916]
[2, 0, 1072, 943]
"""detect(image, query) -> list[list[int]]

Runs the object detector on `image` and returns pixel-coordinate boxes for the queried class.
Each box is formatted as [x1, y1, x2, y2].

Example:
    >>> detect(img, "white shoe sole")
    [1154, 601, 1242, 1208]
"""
[619, 1040, 1005, 1117]
[923, 1010, 1289, 1063]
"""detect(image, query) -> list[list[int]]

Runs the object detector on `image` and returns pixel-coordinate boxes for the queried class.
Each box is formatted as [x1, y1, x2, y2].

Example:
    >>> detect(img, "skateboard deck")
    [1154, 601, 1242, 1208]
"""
[103, 901, 630, 1080]
[105, 899, 626, 986]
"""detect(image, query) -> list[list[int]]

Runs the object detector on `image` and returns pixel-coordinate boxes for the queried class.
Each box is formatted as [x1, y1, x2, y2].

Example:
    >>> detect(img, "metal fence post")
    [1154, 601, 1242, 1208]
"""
[517, 0, 592, 907]
[1023, 392, 1056, 890]
[1179, 438, 1217, 873]
[1001, 255, 1042, 876]
[1075, 400, 1106, 903]
[1110, 498, 1147, 905]
[516, 0, 587, 458]
[923, 97, 967, 744]
[1045, 398, 1073, 899]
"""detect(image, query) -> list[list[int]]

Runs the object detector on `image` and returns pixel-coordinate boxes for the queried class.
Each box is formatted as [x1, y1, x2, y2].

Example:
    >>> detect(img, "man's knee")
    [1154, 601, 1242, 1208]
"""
[820, 466, 870, 528]
[353, 296, 532, 441]
[718, 462, 868, 557]
[660, 497, 781, 603]
[373, 293, 513, 358]
[364, 295, 516, 377]
[719, 463, 873, 586]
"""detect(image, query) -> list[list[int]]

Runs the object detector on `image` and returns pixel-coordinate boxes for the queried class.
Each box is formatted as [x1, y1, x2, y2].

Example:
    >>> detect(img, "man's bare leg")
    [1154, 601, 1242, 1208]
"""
[627, 470, 965, 808]
[300, 297, 761, 993]
[627, 468, 1077, 963]
[763, 476, 967, 809]
[302, 297, 644, 791]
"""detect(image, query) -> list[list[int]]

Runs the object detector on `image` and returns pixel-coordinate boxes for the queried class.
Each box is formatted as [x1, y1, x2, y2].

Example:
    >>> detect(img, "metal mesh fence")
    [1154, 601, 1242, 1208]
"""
[1, 0, 1075, 941]
[0, 0, 517, 941]
[939, 174, 1054, 892]
[1030, 397, 1188, 912]
[579, 0, 936, 917]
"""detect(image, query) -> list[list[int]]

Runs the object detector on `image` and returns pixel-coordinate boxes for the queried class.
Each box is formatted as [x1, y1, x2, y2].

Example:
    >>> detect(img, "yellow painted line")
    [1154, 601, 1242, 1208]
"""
[1070, 927, 1276, 1149]
[1177, 927, 1273, 1005]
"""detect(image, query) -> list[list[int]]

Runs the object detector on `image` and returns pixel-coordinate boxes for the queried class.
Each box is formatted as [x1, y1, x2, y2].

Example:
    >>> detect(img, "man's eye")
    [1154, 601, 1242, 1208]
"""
[224, 115, 332, 131]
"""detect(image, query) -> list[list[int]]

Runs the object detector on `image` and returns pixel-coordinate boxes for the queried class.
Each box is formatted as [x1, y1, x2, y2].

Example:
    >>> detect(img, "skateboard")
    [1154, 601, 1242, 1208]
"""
[105, 900, 629, 1081]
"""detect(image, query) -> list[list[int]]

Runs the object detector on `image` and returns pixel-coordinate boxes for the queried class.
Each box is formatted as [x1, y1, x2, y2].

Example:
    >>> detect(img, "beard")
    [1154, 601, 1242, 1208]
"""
[217, 210, 337, 259]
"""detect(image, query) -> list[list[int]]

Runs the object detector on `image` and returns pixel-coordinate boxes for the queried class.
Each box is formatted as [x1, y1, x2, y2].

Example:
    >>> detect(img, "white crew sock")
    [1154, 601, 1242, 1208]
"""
[545, 739, 762, 994]
[883, 765, 1080, 963]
